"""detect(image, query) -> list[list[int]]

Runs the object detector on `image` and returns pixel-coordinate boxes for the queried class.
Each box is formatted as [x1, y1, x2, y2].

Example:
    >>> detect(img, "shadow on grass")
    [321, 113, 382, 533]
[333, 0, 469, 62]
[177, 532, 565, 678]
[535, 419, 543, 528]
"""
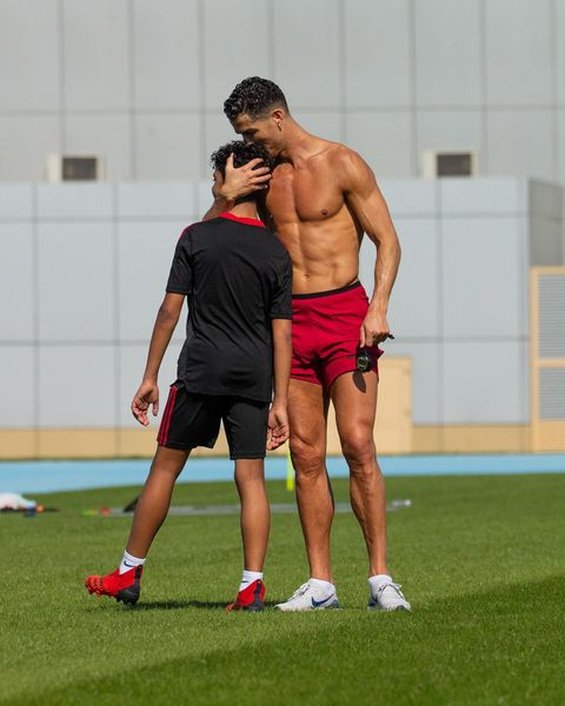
[120, 598, 282, 611]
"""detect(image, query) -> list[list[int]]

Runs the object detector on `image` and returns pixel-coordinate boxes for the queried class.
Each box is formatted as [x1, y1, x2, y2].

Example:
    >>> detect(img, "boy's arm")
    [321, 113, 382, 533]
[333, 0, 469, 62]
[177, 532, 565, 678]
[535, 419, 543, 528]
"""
[267, 318, 292, 450]
[131, 293, 185, 426]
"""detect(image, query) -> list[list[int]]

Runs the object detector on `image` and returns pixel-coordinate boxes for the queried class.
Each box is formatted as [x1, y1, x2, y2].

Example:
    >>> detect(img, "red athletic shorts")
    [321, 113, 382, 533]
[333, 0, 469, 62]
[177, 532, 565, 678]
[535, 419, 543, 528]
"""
[291, 281, 383, 390]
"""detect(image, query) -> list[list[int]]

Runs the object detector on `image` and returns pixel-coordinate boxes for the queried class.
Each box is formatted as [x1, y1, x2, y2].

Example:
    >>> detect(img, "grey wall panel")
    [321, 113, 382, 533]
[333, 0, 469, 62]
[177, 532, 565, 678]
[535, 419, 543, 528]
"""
[443, 341, 525, 424]
[385, 341, 443, 424]
[486, 110, 553, 180]
[346, 112, 413, 178]
[0, 224, 34, 341]
[117, 221, 184, 342]
[0, 116, 60, 181]
[416, 110, 482, 164]
[117, 183, 195, 219]
[440, 177, 527, 215]
[273, 0, 340, 109]
[135, 114, 201, 179]
[0, 346, 34, 426]
[442, 217, 525, 339]
[38, 222, 114, 342]
[0, 0, 59, 111]
[415, 0, 481, 107]
[380, 179, 437, 218]
[65, 115, 133, 181]
[530, 219, 564, 266]
[292, 112, 342, 143]
[484, 0, 552, 106]
[37, 183, 113, 219]
[0, 184, 33, 220]
[387, 218, 440, 339]
[132, 0, 200, 110]
[118, 341, 183, 427]
[63, 0, 129, 111]
[557, 0, 565, 103]
[344, 0, 411, 108]
[203, 0, 270, 111]
[38, 345, 115, 427]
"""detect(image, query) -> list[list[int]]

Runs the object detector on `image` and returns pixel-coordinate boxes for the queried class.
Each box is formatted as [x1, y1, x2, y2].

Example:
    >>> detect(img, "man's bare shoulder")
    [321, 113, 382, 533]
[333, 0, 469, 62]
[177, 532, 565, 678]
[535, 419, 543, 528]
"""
[322, 144, 376, 194]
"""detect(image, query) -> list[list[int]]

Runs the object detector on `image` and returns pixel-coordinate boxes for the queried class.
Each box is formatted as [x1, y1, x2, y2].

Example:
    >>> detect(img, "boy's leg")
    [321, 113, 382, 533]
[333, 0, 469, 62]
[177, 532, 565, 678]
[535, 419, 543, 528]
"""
[234, 459, 270, 572]
[125, 445, 189, 558]
[223, 398, 270, 611]
[84, 445, 188, 605]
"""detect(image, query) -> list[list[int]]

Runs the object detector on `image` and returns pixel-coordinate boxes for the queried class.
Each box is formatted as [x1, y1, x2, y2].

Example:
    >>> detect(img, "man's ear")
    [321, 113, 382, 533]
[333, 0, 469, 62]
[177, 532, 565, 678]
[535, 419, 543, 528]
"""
[271, 108, 285, 123]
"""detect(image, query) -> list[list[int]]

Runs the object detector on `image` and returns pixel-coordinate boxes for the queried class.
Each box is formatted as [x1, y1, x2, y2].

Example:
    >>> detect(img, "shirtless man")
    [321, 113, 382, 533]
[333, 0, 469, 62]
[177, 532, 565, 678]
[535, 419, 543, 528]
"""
[205, 77, 410, 612]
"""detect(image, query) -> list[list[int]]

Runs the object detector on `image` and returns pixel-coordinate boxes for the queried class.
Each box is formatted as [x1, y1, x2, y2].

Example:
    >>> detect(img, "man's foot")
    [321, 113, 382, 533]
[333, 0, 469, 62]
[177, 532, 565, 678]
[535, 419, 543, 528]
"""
[274, 581, 340, 612]
[368, 581, 411, 611]
[226, 579, 265, 612]
[84, 566, 142, 606]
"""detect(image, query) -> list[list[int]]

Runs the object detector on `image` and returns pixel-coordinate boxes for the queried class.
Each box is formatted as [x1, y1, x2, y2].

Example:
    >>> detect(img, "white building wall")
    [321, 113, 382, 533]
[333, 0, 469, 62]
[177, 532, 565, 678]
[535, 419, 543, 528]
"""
[1, 0, 564, 186]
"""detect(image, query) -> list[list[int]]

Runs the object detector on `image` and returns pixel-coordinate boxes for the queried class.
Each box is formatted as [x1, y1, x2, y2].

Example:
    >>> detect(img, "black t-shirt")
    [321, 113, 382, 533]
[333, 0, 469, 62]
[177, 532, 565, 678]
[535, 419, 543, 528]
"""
[166, 213, 292, 402]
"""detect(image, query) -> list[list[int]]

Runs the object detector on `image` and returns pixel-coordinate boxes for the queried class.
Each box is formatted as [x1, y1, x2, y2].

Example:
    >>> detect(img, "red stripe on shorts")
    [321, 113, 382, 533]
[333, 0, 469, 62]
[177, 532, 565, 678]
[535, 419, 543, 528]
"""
[157, 384, 178, 446]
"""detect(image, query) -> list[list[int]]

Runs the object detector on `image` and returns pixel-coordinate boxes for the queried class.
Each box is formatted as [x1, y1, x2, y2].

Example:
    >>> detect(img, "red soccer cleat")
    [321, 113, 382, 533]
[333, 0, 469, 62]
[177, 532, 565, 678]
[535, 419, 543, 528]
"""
[84, 566, 142, 606]
[226, 579, 265, 613]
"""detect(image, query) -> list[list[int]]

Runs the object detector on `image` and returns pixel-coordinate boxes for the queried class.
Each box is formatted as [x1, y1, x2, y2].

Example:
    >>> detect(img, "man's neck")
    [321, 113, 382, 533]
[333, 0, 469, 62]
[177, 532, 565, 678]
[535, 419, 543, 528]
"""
[226, 202, 261, 221]
[278, 120, 328, 164]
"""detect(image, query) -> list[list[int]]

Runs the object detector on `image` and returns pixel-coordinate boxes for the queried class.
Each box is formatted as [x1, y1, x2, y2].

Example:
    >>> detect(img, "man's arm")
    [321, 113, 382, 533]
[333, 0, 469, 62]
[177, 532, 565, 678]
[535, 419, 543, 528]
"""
[267, 318, 292, 450]
[131, 293, 185, 426]
[338, 148, 401, 346]
[202, 154, 271, 220]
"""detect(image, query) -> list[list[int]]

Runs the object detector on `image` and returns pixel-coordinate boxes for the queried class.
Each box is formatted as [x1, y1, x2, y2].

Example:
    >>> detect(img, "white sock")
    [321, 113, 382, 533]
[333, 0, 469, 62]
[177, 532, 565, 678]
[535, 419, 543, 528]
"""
[119, 550, 146, 575]
[368, 573, 393, 594]
[239, 570, 263, 592]
[310, 578, 335, 595]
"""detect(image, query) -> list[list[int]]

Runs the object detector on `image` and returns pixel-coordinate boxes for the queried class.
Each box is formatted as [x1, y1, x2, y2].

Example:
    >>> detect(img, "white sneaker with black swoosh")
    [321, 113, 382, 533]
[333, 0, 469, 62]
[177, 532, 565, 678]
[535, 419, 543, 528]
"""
[274, 581, 340, 612]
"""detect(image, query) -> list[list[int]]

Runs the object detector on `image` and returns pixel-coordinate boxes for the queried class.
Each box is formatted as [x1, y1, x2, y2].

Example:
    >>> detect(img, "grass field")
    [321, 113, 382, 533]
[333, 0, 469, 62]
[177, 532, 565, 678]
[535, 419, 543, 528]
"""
[1, 473, 564, 706]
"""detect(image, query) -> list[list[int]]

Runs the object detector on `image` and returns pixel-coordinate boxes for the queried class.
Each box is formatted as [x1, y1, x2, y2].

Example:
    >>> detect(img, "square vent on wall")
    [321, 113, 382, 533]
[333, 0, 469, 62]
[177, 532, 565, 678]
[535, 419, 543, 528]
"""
[46, 154, 104, 182]
[421, 150, 478, 178]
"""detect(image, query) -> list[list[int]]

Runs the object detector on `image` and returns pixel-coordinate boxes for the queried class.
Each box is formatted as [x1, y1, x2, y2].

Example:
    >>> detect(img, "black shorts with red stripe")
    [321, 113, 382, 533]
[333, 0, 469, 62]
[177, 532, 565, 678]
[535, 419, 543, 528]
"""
[157, 381, 269, 460]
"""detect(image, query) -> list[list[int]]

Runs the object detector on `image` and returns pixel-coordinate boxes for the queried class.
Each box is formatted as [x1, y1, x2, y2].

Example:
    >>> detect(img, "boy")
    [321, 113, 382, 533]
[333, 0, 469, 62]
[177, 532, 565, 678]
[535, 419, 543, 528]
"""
[85, 141, 292, 611]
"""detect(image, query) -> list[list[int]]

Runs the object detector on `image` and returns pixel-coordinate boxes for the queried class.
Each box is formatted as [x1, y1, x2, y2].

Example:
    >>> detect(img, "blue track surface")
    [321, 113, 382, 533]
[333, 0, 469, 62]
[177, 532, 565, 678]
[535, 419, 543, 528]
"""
[0, 454, 564, 494]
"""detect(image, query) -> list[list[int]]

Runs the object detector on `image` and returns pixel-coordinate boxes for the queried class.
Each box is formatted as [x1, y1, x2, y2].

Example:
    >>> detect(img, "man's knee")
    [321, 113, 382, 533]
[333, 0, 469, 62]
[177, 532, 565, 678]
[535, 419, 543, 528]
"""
[290, 436, 326, 478]
[340, 431, 376, 468]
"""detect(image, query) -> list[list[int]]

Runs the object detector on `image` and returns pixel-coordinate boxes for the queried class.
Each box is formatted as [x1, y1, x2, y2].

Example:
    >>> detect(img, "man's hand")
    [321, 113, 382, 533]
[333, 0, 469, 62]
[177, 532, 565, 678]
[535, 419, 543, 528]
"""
[360, 309, 391, 347]
[214, 154, 271, 202]
[131, 380, 159, 427]
[266, 401, 289, 450]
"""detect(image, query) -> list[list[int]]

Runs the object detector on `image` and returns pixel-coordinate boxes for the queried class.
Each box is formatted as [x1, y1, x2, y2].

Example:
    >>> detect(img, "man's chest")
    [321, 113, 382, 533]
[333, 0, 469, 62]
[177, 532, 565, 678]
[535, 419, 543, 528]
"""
[266, 163, 344, 224]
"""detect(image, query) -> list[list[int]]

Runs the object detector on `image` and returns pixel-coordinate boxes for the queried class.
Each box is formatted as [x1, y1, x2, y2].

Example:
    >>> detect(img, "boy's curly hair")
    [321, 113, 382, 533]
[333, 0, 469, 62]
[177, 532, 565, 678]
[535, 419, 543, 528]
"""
[210, 140, 273, 177]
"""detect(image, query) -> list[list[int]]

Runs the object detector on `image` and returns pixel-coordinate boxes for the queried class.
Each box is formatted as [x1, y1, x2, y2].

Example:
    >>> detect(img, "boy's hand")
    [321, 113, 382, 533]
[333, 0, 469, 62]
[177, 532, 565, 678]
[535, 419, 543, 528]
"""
[131, 380, 159, 426]
[214, 154, 271, 202]
[267, 402, 289, 450]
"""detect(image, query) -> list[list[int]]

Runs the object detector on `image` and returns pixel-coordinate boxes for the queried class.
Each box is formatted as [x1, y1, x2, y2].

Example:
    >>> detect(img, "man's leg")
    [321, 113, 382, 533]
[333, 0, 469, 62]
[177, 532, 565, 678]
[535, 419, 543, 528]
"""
[234, 459, 270, 572]
[288, 379, 333, 581]
[330, 371, 388, 576]
[125, 445, 190, 558]
[331, 370, 410, 610]
[274, 379, 340, 611]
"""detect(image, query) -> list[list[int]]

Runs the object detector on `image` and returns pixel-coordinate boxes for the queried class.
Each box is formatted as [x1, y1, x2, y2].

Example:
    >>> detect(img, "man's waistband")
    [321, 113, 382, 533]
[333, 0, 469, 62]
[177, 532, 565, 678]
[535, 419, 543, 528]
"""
[292, 280, 361, 300]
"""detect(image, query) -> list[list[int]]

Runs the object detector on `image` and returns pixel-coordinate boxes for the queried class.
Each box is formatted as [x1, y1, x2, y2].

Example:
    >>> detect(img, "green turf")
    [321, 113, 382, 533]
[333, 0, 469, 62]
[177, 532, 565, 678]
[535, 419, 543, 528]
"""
[1, 474, 564, 705]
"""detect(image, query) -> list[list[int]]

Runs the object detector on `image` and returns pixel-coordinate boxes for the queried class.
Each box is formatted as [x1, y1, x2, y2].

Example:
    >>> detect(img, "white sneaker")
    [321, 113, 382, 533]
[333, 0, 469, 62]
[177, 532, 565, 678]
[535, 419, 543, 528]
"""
[368, 582, 411, 611]
[275, 581, 340, 612]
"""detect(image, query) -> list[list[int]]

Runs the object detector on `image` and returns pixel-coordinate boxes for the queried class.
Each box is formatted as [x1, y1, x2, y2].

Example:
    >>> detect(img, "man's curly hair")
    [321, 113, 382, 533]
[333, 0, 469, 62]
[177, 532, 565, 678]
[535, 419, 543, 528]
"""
[223, 77, 289, 120]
